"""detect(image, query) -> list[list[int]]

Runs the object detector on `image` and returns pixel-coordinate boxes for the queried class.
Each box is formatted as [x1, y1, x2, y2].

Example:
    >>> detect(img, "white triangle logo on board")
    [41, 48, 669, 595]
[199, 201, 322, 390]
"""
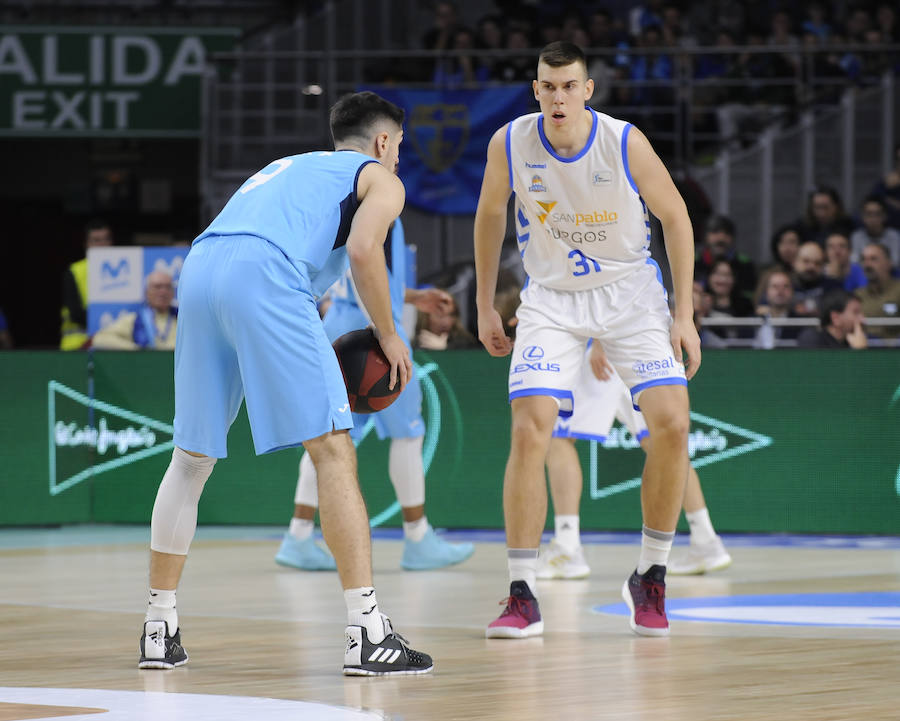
[48, 380, 174, 496]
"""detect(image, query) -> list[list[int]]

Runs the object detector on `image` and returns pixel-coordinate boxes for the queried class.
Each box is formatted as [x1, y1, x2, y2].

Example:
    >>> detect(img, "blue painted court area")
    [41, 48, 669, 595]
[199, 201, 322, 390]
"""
[595, 592, 900, 628]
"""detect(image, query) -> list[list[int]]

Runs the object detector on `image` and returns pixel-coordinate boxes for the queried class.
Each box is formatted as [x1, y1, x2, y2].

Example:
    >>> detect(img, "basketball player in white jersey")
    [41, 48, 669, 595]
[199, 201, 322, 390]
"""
[474, 42, 701, 638]
[539, 341, 731, 581]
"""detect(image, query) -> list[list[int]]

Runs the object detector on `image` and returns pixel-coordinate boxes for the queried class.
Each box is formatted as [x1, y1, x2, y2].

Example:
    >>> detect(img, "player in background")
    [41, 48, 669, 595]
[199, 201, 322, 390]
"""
[539, 341, 730, 580]
[139, 91, 433, 676]
[474, 42, 701, 639]
[275, 218, 475, 572]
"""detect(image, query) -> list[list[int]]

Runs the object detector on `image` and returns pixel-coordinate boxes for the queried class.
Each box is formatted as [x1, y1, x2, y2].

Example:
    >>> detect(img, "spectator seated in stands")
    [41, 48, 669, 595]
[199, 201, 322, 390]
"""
[850, 196, 900, 269]
[0, 307, 13, 349]
[763, 222, 803, 275]
[694, 213, 757, 299]
[868, 143, 900, 229]
[92, 270, 177, 350]
[791, 241, 843, 317]
[414, 294, 477, 350]
[797, 185, 854, 246]
[858, 242, 900, 341]
[754, 268, 803, 347]
[797, 289, 867, 349]
[824, 231, 867, 291]
[60, 218, 113, 351]
[703, 259, 755, 343]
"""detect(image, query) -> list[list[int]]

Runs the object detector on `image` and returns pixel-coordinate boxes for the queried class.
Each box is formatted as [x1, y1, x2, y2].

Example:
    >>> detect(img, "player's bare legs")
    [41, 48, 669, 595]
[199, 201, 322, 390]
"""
[545, 438, 582, 515]
[486, 395, 558, 638]
[504, 395, 559, 549]
[303, 429, 372, 590]
[683, 465, 706, 513]
[634, 385, 690, 532]
[539, 437, 590, 580]
[620, 384, 689, 637]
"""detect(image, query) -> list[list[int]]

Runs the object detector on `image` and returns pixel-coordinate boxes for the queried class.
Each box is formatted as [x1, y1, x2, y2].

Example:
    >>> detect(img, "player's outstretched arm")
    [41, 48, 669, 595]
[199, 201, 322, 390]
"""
[626, 125, 701, 379]
[474, 125, 514, 357]
[347, 164, 411, 390]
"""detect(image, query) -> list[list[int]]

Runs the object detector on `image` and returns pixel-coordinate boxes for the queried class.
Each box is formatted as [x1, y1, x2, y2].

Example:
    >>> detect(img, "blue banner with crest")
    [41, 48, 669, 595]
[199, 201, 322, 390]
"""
[367, 86, 533, 214]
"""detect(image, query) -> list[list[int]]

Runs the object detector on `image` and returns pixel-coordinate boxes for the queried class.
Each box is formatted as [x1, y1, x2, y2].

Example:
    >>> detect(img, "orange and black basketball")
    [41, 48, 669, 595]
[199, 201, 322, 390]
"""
[332, 328, 402, 414]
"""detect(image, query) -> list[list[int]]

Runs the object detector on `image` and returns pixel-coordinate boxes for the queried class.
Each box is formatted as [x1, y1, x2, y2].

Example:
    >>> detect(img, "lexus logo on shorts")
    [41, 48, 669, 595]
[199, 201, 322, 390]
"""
[523, 346, 544, 360]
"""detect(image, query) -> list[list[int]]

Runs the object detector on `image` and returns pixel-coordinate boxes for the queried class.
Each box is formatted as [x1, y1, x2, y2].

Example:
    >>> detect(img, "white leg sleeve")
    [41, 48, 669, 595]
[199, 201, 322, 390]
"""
[150, 448, 217, 555]
[294, 451, 319, 507]
[388, 436, 426, 508]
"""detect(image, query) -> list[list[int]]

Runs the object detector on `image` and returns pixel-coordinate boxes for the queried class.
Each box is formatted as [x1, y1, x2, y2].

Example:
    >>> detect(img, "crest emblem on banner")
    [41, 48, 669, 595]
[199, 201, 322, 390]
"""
[409, 104, 469, 173]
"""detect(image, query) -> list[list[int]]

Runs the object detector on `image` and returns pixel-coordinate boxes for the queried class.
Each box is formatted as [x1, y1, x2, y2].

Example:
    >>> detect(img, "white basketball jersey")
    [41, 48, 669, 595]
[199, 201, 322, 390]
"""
[506, 108, 651, 290]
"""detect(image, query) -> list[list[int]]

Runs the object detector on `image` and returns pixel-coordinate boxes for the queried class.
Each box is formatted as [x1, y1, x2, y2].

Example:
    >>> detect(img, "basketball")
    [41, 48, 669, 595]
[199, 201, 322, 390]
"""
[332, 328, 402, 414]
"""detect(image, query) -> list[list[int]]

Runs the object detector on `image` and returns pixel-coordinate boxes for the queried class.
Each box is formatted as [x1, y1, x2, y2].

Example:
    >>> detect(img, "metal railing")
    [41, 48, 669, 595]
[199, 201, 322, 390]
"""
[199, 43, 899, 276]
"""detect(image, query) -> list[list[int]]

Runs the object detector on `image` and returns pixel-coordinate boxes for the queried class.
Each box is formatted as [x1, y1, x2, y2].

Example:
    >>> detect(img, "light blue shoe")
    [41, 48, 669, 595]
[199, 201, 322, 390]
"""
[401, 526, 474, 571]
[274, 533, 336, 571]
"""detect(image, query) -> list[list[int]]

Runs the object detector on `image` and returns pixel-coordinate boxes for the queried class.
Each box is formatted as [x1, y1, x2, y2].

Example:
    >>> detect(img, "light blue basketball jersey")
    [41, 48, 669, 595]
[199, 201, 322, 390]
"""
[329, 218, 407, 326]
[196, 150, 377, 296]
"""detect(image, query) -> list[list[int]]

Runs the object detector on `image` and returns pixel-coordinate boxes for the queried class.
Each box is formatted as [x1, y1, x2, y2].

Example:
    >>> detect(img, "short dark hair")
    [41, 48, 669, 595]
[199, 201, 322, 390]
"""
[705, 213, 735, 237]
[85, 218, 110, 235]
[538, 41, 587, 72]
[329, 91, 405, 146]
[820, 289, 858, 327]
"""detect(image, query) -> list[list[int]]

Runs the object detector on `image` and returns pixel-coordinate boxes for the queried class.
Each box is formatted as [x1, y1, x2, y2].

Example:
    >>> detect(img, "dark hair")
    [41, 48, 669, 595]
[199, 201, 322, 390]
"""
[705, 213, 736, 236]
[84, 218, 110, 235]
[538, 41, 587, 71]
[329, 91, 405, 146]
[819, 289, 858, 327]
[861, 195, 886, 211]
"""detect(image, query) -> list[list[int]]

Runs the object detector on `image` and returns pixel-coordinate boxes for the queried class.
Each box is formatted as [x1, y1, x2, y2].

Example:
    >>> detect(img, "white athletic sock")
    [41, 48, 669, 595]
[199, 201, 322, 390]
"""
[637, 526, 675, 574]
[344, 587, 385, 643]
[388, 436, 426, 508]
[685, 507, 717, 545]
[507, 549, 539, 596]
[146, 587, 178, 635]
[403, 516, 428, 543]
[288, 517, 314, 541]
[555, 514, 580, 551]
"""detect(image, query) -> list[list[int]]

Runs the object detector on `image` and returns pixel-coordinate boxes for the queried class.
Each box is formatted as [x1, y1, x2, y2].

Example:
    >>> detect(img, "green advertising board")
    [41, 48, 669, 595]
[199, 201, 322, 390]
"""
[0, 26, 238, 136]
[0, 350, 898, 534]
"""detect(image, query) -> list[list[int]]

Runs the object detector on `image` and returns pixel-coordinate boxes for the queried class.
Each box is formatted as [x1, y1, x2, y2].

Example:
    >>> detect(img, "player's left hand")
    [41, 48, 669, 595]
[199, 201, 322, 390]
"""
[410, 287, 454, 315]
[670, 316, 701, 380]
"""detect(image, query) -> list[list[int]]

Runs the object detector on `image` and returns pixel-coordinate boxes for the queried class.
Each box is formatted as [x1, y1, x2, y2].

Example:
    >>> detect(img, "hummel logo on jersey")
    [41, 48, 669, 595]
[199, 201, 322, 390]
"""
[367, 646, 403, 664]
[525, 161, 547, 169]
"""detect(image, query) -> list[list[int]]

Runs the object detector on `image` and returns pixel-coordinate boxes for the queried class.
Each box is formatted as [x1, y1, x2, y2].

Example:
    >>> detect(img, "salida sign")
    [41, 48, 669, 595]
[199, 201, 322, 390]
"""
[0, 27, 237, 135]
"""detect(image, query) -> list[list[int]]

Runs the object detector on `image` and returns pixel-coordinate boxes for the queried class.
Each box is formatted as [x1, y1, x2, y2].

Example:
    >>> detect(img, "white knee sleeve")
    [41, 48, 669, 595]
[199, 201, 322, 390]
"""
[294, 451, 319, 507]
[388, 436, 425, 508]
[150, 447, 216, 555]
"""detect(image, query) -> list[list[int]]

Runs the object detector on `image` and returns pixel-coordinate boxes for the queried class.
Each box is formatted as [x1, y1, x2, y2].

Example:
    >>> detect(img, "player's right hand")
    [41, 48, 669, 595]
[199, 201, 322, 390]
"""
[375, 330, 412, 391]
[588, 341, 614, 381]
[477, 307, 513, 357]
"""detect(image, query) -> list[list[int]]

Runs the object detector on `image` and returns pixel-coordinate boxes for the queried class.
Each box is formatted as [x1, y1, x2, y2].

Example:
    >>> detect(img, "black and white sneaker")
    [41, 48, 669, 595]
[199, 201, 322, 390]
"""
[343, 616, 433, 676]
[139, 620, 188, 669]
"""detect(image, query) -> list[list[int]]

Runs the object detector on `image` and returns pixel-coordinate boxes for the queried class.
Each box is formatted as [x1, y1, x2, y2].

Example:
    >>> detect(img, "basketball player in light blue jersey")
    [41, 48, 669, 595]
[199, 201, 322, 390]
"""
[138, 92, 433, 676]
[474, 43, 701, 639]
[274, 218, 475, 571]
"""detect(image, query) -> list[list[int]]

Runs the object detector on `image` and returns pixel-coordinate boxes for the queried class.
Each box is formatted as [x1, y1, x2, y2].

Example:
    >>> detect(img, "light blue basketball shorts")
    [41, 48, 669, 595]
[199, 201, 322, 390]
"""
[173, 235, 353, 458]
[325, 302, 424, 440]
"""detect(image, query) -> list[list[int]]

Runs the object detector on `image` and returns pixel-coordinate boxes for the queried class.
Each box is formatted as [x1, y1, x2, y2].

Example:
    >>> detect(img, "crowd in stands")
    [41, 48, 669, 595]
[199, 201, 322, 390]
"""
[691, 159, 900, 347]
[408, 0, 899, 151]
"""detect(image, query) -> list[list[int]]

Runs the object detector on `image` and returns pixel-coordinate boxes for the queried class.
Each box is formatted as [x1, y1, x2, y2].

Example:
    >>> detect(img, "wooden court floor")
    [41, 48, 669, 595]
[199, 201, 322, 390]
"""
[1, 527, 898, 721]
